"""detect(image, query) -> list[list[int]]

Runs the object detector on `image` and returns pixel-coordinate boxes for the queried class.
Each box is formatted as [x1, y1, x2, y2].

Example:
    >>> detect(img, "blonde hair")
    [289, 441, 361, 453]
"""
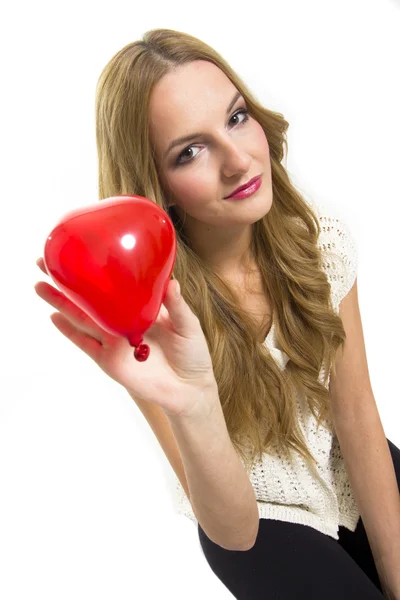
[95, 28, 346, 474]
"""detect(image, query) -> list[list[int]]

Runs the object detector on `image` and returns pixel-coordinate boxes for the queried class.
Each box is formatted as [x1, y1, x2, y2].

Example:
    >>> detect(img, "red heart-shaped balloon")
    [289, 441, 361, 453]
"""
[43, 195, 176, 361]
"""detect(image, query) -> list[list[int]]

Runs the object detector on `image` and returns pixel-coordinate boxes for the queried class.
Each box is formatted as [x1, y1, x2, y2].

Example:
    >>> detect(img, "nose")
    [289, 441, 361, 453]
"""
[219, 136, 252, 178]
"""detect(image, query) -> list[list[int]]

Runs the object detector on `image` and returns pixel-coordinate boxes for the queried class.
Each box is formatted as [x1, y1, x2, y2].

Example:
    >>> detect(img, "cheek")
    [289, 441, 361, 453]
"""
[168, 169, 213, 207]
[253, 122, 270, 155]
[166, 179, 199, 214]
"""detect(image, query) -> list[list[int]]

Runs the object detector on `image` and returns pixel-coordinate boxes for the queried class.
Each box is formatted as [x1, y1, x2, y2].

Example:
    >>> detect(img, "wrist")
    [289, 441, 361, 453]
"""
[163, 378, 220, 422]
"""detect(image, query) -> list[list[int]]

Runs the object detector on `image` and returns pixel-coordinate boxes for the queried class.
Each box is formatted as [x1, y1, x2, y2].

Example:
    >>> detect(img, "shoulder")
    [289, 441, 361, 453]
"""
[311, 201, 359, 310]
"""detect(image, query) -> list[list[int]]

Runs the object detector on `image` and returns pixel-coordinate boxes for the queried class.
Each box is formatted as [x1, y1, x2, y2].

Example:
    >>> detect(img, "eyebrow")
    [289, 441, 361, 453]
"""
[164, 90, 243, 158]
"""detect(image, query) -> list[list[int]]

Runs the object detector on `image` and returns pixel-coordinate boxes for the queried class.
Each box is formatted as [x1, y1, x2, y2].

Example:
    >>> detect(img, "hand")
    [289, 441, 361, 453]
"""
[34, 258, 217, 418]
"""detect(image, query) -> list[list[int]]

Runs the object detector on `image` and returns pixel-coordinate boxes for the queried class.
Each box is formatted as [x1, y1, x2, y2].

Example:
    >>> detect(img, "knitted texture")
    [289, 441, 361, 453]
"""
[172, 201, 359, 541]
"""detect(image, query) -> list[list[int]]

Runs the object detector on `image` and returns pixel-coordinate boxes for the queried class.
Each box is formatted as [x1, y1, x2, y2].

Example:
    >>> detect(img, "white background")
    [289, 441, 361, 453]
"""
[1, 0, 399, 598]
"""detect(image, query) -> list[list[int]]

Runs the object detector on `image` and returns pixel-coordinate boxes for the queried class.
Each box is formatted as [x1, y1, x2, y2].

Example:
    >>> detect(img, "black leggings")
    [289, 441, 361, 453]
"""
[198, 438, 400, 599]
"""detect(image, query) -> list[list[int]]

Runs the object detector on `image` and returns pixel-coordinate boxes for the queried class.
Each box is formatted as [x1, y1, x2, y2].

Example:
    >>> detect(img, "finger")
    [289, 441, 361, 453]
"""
[34, 281, 105, 342]
[49, 312, 104, 363]
[36, 257, 48, 276]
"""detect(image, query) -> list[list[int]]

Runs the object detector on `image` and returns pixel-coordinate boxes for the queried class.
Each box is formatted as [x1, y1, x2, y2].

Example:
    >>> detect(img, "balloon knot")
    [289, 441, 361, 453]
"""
[134, 343, 150, 362]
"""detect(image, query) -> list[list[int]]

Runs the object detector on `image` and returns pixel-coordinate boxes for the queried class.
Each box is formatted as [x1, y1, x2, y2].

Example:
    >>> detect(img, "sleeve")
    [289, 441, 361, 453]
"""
[315, 203, 359, 311]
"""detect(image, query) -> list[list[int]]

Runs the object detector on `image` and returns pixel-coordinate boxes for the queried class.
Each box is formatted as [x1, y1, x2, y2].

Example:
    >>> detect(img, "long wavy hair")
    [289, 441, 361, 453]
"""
[95, 28, 347, 475]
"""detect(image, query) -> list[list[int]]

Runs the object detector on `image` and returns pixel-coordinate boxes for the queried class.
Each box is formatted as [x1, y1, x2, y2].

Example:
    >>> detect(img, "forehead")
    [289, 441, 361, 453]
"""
[149, 60, 237, 158]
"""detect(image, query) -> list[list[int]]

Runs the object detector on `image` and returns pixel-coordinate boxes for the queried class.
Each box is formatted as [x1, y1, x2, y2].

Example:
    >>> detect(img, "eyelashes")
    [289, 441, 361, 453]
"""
[175, 107, 250, 166]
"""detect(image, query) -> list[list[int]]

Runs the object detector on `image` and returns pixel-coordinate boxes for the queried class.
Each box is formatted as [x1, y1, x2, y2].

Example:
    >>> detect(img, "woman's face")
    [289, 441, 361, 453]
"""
[149, 60, 273, 266]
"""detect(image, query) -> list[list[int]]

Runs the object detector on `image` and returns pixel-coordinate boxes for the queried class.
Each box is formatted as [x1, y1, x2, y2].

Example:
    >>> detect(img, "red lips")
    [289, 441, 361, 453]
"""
[225, 175, 262, 199]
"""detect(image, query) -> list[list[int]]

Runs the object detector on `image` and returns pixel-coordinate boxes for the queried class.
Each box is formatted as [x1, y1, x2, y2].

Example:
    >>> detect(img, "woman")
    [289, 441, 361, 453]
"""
[34, 28, 400, 599]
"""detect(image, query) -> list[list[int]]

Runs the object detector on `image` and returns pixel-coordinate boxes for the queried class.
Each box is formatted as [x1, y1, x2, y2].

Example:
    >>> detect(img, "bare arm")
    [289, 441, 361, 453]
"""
[330, 280, 400, 591]
[332, 406, 400, 579]
[166, 381, 260, 551]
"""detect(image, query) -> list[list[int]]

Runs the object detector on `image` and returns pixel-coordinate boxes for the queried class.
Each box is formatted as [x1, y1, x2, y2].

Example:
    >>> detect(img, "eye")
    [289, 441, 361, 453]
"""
[175, 108, 250, 166]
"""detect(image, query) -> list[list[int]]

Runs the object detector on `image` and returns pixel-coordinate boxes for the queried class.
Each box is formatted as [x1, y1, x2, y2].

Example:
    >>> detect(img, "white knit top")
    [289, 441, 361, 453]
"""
[172, 201, 360, 541]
